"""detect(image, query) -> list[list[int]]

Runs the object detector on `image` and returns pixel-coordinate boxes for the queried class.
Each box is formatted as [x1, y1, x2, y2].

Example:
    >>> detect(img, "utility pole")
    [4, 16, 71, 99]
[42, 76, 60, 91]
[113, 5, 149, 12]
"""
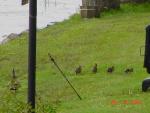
[28, 0, 37, 112]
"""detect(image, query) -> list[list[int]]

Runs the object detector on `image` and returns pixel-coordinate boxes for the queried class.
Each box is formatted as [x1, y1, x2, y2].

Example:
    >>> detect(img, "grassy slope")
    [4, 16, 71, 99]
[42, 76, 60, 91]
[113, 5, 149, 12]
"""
[1, 3, 150, 113]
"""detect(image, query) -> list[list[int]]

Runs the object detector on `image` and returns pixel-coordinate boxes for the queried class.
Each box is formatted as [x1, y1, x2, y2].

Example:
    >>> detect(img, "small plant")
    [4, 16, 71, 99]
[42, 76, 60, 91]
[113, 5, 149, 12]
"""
[36, 95, 57, 113]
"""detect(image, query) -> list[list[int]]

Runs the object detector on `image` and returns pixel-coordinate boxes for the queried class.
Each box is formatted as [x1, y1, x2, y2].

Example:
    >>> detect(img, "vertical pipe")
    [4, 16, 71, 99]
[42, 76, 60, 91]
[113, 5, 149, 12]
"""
[28, 0, 37, 112]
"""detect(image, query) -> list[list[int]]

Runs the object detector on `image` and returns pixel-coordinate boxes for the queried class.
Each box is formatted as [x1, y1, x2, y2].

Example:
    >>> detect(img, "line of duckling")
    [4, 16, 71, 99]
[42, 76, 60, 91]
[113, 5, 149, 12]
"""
[75, 63, 133, 75]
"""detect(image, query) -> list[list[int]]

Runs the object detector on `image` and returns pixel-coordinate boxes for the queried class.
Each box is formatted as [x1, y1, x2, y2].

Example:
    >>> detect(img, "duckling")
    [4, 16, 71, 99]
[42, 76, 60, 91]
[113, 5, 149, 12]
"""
[10, 86, 17, 91]
[125, 68, 133, 74]
[124, 68, 130, 74]
[75, 65, 82, 75]
[107, 66, 114, 73]
[129, 68, 133, 73]
[92, 63, 97, 73]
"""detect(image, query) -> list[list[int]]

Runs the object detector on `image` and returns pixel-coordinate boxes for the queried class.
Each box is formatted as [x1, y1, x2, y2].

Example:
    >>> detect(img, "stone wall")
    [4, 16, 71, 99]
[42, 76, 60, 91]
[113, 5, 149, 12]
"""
[81, 0, 121, 18]
[82, 0, 120, 10]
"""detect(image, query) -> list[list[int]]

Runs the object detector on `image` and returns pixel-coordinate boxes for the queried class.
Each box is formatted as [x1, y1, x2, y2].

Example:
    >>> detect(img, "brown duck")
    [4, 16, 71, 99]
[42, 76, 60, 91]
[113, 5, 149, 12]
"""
[107, 66, 114, 73]
[75, 65, 82, 75]
[92, 63, 98, 73]
[125, 68, 133, 74]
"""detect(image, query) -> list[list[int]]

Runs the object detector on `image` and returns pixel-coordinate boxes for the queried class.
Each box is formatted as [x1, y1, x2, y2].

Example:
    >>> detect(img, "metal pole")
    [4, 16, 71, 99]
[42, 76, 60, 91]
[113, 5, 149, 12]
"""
[28, 0, 37, 112]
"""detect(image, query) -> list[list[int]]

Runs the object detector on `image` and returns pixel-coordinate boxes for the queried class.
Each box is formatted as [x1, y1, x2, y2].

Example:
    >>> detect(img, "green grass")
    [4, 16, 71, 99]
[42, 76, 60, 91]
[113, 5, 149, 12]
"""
[0, 3, 150, 113]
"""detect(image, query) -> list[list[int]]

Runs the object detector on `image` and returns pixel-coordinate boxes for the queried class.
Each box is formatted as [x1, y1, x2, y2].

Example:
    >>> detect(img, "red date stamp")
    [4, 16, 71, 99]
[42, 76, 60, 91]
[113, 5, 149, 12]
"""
[111, 100, 142, 105]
